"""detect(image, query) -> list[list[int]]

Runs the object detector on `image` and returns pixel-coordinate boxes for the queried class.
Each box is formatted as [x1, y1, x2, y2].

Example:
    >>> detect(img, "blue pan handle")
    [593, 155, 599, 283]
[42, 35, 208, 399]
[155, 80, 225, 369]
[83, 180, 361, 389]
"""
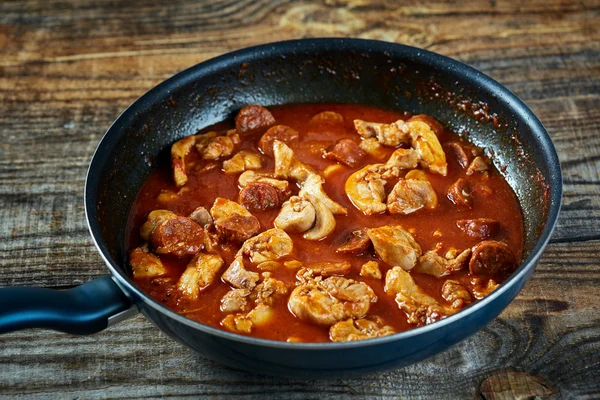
[0, 276, 136, 335]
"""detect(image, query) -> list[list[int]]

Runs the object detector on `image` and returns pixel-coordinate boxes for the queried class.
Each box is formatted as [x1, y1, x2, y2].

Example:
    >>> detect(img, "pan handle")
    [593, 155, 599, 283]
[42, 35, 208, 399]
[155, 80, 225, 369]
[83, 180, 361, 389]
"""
[0, 276, 137, 335]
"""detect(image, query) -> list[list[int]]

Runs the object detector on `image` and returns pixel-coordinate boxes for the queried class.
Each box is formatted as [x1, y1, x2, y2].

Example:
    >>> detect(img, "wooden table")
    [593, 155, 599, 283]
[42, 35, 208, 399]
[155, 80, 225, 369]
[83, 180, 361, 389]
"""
[1, 0, 599, 398]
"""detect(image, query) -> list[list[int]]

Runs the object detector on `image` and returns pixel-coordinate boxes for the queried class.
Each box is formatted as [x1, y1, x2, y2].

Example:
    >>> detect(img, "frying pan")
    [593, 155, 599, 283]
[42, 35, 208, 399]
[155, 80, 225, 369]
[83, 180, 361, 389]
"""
[0, 39, 561, 379]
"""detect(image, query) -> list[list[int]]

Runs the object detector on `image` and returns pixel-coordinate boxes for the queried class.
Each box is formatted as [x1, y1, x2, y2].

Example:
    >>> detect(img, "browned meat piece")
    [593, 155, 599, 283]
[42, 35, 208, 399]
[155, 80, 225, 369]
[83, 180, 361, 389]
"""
[215, 214, 261, 243]
[441, 280, 472, 309]
[221, 313, 253, 334]
[447, 178, 472, 208]
[367, 225, 422, 270]
[329, 317, 394, 342]
[129, 244, 166, 279]
[177, 253, 225, 299]
[457, 218, 500, 240]
[249, 273, 288, 306]
[387, 178, 438, 215]
[150, 216, 205, 257]
[354, 119, 409, 147]
[360, 261, 382, 279]
[171, 135, 201, 187]
[324, 139, 367, 168]
[310, 111, 344, 126]
[237, 228, 293, 264]
[220, 289, 251, 313]
[222, 151, 262, 174]
[258, 125, 299, 156]
[407, 114, 444, 137]
[472, 278, 500, 299]
[239, 182, 282, 211]
[470, 240, 517, 278]
[188, 206, 213, 228]
[306, 261, 352, 276]
[235, 105, 276, 135]
[336, 228, 371, 255]
[444, 142, 470, 169]
[222, 256, 260, 290]
[414, 249, 471, 277]
[466, 156, 489, 175]
[140, 210, 177, 241]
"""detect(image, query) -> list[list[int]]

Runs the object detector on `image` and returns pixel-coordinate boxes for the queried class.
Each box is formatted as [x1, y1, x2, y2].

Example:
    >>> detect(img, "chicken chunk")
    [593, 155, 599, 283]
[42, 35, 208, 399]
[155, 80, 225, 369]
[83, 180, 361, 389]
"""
[258, 125, 299, 156]
[345, 148, 419, 215]
[288, 273, 377, 326]
[307, 261, 352, 277]
[274, 196, 316, 233]
[140, 211, 205, 257]
[188, 206, 213, 228]
[220, 289, 251, 313]
[210, 197, 260, 242]
[273, 141, 347, 215]
[171, 134, 208, 187]
[359, 138, 388, 160]
[466, 156, 489, 175]
[222, 151, 263, 174]
[441, 280, 472, 309]
[354, 119, 409, 147]
[457, 218, 500, 240]
[178, 253, 224, 299]
[222, 256, 260, 290]
[239, 182, 283, 211]
[405, 120, 447, 176]
[323, 139, 366, 168]
[238, 228, 293, 264]
[221, 313, 253, 334]
[129, 244, 166, 279]
[385, 267, 451, 325]
[360, 261, 382, 279]
[194, 129, 240, 160]
[235, 105, 276, 135]
[336, 228, 371, 255]
[367, 225, 422, 271]
[249, 273, 288, 306]
[387, 178, 438, 215]
[414, 249, 471, 277]
[329, 317, 395, 342]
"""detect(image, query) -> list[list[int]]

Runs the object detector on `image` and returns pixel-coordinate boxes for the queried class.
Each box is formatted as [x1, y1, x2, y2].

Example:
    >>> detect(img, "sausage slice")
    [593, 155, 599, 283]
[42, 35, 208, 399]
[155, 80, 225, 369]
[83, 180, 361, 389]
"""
[469, 240, 517, 278]
[457, 218, 500, 240]
[235, 105, 276, 135]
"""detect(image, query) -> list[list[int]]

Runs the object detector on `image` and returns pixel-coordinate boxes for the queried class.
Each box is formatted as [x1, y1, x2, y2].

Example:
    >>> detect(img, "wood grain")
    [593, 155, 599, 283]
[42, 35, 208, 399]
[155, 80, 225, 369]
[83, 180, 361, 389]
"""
[1, 0, 599, 398]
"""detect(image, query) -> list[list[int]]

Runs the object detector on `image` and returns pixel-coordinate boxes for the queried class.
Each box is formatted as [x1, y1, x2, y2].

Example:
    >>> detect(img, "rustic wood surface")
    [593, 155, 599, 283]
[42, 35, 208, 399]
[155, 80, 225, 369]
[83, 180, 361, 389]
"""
[1, 0, 599, 398]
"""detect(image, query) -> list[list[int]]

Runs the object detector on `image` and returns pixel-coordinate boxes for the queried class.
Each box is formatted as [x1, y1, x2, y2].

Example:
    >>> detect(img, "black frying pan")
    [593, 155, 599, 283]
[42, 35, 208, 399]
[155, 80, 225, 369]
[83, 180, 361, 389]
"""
[0, 39, 561, 379]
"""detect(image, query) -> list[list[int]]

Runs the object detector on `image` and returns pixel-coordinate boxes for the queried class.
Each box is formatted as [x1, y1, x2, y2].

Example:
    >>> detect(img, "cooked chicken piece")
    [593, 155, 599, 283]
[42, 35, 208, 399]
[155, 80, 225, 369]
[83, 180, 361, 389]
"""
[129, 244, 166, 279]
[302, 193, 336, 241]
[360, 261, 382, 279]
[444, 142, 470, 169]
[329, 317, 394, 342]
[222, 151, 263, 174]
[258, 125, 299, 156]
[222, 256, 260, 290]
[413, 249, 471, 277]
[249, 273, 288, 306]
[367, 225, 422, 271]
[354, 119, 409, 147]
[307, 261, 351, 276]
[188, 206, 213, 228]
[405, 120, 447, 176]
[246, 304, 276, 326]
[210, 197, 260, 242]
[457, 218, 500, 240]
[273, 141, 347, 215]
[221, 313, 253, 334]
[288, 272, 377, 325]
[220, 289, 251, 313]
[193, 129, 240, 160]
[238, 228, 293, 264]
[323, 139, 366, 168]
[359, 138, 388, 160]
[336, 228, 371, 255]
[171, 132, 222, 187]
[310, 111, 344, 126]
[274, 196, 316, 233]
[345, 148, 419, 215]
[466, 156, 489, 175]
[140, 210, 205, 257]
[441, 280, 472, 309]
[385, 267, 451, 325]
[177, 253, 225, 299]
[238, 170, 290, 194]
[239, 182, 283, 211]
[387, 178, 438, 215]
[472, 278, 500, 300]
[235, 105, 276, 135]
[447, 178, 472, 208]
[469, 240, 517, 278]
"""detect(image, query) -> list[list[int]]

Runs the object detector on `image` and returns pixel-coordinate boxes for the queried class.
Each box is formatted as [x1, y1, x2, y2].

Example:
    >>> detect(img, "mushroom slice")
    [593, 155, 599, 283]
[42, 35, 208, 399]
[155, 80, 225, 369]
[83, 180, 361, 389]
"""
[274, 196, 316, 233]
[273, 141, 347, 215]
[177, 253, 225, 299]
[405, 120, 447, 176]
[367, 225, 422, 271]
[354, 119, 410, 147]
[302, 194, 336, 241]
[222, 151, 263, 174]
[387, 178, 438, 215]
[238, 228, 293, 264]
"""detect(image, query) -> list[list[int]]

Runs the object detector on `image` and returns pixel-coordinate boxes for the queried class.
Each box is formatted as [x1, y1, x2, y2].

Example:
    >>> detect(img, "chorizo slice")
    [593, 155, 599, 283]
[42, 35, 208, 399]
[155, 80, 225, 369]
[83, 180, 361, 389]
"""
[457, 218, 500, 240]
[235, 105, 276, 135]
[336, 228, 371, 255]
[239, 182, 282, 211]
[306, 261, 352, 277]
[150, 216, 205, 257]
[324, 139, 367, 168]
[447, 178, 472, 208]
[444, 142, 470, 169]
[469, 240, 517, 278]
[215, 213, 261, 243]
[258, 125, 299, 156]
